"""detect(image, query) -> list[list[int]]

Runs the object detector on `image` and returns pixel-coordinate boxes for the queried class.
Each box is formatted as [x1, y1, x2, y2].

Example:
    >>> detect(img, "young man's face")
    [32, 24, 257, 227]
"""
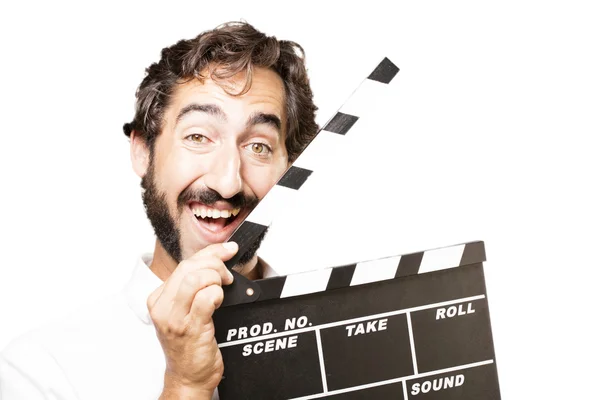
[135, 67, 289, 263]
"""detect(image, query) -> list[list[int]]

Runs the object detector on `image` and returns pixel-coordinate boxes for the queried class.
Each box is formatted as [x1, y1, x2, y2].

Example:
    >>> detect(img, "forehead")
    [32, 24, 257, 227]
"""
[167, 67, 286, 123]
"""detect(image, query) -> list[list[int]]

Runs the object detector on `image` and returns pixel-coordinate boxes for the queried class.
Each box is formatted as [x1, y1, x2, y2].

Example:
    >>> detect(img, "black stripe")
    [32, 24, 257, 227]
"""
[460, 241, 487, 266]
[395, 252, 424, 278]
[278, 166, 313, 190]
[225, 221, 269, 269]
[256, 276, 287, 301]
[367, 57, 400, 84]
[323, 112, 359, 135]
[326, 263, 357, 290]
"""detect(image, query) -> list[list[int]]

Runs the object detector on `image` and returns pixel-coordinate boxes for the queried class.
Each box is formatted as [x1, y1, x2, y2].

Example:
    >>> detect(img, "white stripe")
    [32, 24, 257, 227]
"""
[402, 380, 408, 399]
[280, 268, 333, 298]
[406, 313, 418, 374]
[246, 184, 298, 226]
[219, 294, 486, 348]
[293, 130, 346, 172]
[409, 359, 494, 380]
[315, 329, 328, 394]
[246, 126, 345, 228]
[419, 244, 466, 274]
[350, 256, 401, 286]
[289, 359, 495, 399]
[338, 77, 394, 118]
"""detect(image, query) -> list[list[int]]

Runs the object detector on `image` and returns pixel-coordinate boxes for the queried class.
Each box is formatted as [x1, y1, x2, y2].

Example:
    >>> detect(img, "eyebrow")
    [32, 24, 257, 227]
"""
[246, 111, 282, 135]
[176, 103, 282, 136]
[176, 103, 227, 124]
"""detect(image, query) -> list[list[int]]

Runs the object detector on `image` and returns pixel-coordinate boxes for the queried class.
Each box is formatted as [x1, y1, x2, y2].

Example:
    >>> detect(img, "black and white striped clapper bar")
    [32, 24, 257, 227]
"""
[223, 57, 401, 306]
[216, 58, 502, 399]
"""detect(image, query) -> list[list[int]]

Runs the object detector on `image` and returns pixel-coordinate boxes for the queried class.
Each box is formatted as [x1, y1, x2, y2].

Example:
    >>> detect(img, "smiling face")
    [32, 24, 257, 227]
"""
[132, 67, 289, 266]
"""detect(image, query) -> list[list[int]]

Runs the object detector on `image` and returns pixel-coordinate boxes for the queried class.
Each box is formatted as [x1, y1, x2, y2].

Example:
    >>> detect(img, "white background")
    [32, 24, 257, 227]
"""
[1, 0, 599, 398]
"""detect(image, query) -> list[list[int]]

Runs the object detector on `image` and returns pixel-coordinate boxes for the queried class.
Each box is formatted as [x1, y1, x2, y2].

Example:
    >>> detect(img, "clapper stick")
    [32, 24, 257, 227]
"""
[237, 241, 487, 303]
[222, 57, 400, 307]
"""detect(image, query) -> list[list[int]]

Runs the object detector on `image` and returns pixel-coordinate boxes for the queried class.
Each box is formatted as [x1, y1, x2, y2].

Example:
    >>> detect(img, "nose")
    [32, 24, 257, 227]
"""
[203, 143, 243, 200]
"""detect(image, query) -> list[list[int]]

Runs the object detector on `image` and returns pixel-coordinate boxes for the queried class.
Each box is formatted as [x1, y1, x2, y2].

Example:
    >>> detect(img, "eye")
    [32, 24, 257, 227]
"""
[245, 142, 272, 156]
[185, 134, 208, 143]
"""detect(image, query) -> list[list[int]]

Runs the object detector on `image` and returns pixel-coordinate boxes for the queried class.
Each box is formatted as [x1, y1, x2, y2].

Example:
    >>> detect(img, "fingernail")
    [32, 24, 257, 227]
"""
[223, 242, 238, 252]
[227, 270, 235, 282]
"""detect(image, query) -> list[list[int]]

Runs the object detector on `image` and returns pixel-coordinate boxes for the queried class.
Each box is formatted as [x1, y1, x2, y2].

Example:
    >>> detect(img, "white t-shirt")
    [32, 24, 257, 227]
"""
[0, 254, 276, 399]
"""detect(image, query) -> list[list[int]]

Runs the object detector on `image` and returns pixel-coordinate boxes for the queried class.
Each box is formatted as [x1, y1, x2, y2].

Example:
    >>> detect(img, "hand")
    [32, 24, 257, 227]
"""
[148, 242, 238, 399]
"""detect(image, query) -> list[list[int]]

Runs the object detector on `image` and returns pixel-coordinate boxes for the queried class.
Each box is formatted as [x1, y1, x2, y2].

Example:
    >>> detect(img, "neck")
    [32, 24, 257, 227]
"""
[149, 240, 262, 282]
[232, 254, 262, 281]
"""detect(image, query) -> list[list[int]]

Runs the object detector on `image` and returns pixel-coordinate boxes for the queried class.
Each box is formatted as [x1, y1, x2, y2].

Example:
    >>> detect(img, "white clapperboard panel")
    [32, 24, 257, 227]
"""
[215, 59, 501, 399]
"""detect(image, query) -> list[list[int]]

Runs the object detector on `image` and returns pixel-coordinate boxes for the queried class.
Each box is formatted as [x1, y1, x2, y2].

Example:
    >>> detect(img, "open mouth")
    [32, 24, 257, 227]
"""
[189, 202, 242, 233]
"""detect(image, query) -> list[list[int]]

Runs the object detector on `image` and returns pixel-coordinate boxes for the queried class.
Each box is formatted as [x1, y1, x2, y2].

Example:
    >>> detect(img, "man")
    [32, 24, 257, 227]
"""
[0, 21, 318, 399]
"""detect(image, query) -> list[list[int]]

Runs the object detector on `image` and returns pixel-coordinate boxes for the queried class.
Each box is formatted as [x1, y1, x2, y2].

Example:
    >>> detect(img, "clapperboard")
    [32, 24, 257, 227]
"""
[216, 58, 502, 399]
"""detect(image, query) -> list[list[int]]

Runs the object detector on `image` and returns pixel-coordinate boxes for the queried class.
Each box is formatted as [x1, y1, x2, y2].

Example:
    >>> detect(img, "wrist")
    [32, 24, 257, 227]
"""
[161, 374, 214, 400]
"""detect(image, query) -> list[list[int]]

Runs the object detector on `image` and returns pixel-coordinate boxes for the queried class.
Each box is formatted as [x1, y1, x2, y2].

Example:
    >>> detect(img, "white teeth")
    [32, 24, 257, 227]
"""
[192, 206, 241, 219]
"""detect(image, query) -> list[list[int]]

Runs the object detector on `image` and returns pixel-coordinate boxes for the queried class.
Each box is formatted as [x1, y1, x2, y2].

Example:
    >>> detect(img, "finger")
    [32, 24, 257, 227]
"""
[189, 243, 238, 286]
[161, 247, 231, 292]
[189, 242, 239, 264]
[190, 284, 224, 324]
[184, 254, 234, 287]
[163, 242, 237, 295]
[170, 269, 222, 323]
[149, 243, 238, 320]
[161, 255, 233, 303]
[147, 283, 165, 311]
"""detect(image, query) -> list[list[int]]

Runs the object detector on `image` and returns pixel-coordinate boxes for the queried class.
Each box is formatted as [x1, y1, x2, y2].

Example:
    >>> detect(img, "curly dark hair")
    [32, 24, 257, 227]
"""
[123, 21, 319, 162]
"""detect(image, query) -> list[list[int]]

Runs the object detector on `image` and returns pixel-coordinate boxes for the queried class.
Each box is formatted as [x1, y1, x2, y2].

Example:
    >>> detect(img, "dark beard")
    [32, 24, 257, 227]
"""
[141, 163, 183, 263]
[140, 162, 264, 267]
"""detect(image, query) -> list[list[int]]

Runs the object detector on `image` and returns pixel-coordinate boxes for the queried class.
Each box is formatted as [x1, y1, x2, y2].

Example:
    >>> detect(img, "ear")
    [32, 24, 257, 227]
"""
[130, 130, 150, 178]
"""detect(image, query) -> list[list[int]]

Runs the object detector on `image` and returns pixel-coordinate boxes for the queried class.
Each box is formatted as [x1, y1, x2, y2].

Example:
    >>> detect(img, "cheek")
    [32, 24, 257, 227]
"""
[245, 162, 288, 198]
[157, 150, 209, 202]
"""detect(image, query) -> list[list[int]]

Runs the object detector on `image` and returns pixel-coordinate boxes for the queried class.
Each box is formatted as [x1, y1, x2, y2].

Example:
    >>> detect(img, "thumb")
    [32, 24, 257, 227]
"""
[191, 241, 239, 262]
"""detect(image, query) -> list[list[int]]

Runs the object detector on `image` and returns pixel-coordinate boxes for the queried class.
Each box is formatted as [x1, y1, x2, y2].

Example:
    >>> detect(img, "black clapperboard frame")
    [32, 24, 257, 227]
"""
[215, 58, 502, 399]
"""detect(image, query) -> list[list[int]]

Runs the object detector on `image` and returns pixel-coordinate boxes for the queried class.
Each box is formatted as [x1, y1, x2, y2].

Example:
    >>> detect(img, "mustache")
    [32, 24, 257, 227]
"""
[177, 186, 259, 210]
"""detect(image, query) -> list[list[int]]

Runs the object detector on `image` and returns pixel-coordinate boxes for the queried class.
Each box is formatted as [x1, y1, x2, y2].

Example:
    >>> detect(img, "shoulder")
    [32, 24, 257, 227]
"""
[2, 287, 151, 361]
[0, 291, 138, 399]
[0, 327, 79, 399]
[0, 255, 166, 399]
[1, 289, 165, 398]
